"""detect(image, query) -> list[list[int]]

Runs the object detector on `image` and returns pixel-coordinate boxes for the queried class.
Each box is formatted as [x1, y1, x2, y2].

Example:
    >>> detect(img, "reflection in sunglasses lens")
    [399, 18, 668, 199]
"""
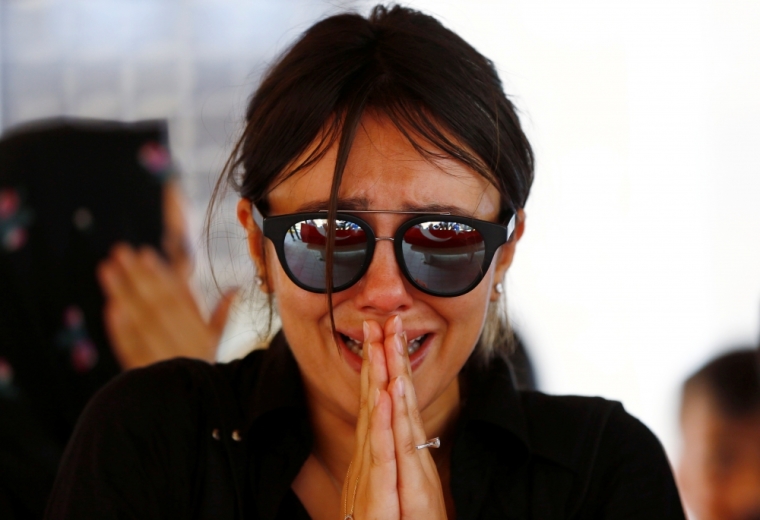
[283, 219, 368, 290]
[402, 221, 485, 293]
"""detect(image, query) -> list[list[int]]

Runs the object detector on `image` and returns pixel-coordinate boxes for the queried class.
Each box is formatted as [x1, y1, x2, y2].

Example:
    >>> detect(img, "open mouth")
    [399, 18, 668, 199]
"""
[340, 332, 430, 358]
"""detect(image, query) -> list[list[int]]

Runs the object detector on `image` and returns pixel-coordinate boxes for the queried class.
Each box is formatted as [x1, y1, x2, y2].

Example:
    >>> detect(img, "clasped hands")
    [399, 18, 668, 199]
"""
[345, 315, 448, 520]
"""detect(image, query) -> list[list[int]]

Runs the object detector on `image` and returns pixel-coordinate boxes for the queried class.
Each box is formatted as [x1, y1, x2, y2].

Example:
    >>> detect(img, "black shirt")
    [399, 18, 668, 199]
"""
[46, 333, 685, 519]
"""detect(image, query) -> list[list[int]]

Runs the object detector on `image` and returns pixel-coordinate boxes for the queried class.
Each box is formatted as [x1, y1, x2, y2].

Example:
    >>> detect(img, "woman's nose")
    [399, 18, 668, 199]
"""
[352, 240, 413, 314]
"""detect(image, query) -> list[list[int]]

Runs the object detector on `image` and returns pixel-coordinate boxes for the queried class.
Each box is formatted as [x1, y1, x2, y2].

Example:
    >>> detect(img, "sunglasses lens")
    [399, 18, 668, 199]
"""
[283, 219, 368, 290]
[401, 221, 486, 294]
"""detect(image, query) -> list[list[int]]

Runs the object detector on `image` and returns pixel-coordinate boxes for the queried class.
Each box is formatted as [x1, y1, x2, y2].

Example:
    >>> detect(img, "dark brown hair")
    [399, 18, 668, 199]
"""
[208, 4, 534, 359]
[682, 349, 760, 418]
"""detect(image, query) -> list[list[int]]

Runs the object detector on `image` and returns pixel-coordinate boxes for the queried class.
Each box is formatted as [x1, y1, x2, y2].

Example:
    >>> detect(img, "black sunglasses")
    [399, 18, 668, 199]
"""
[252, 204, 516, 297]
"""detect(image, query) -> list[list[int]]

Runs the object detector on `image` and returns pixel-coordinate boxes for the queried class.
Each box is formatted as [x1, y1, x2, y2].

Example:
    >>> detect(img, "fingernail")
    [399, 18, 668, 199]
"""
[394, 315, 403, 335]
[367, 343, 373, 363]
[396, 377, 405, 397]
[394, 333, 404, 356]
[402, 331, 407, 345]
[374, 388, 380, 406]
[363, 321, 369, 343]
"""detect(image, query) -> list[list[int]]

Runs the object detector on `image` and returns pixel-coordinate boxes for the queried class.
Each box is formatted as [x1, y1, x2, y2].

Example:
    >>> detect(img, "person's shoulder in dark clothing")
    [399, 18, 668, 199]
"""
[520, 391, 685, 519]
[45, 351, 264, 519]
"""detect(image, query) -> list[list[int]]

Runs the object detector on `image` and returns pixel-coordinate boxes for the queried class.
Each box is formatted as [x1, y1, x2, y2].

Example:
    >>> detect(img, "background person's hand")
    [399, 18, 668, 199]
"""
[344, 316, 447, 520]
[97, 243, 236, 370]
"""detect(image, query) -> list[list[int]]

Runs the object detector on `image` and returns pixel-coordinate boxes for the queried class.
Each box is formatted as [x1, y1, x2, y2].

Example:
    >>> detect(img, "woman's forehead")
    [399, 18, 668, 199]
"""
[267, 115, 501, 219]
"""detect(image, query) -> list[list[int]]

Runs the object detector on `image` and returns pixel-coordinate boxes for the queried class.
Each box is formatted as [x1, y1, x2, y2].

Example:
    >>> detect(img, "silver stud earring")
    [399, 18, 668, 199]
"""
[254, 276, 264, 287]
[494, 282, 504, 294]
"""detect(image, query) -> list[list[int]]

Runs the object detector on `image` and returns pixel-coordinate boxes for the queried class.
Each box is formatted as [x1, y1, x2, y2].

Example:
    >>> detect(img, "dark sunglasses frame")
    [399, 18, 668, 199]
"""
[252, 204, 516, 297]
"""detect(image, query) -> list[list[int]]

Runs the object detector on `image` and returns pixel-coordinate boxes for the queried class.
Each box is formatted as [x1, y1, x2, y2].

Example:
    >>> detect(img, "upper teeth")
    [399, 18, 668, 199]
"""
[342, 334, 427, 357]
[407, 335, 425, 354]
[343, 336, 363, 356]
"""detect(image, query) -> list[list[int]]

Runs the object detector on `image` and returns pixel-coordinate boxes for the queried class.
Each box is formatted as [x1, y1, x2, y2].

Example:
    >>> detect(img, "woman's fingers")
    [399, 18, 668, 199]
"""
[381, 316, 426, 457]
[368, 390, 396, 487]
[361, 324, 390, 483]
[353, 319, 382, 507]
[390, 375, 426, 481]
[390, 378, 447, 518]
[369, 340, 390, 417]
[383, 316, 447, 518]
[351, 316, 445, 519]
[383, 316, 428, 449]
[355, 320, 380, 452]
[383, 315, 409, 385]
[368, 390, 399, 504]
[348, 319, 401, 519]
[365, 320, 389, 420]
[351, 388, 400, 520]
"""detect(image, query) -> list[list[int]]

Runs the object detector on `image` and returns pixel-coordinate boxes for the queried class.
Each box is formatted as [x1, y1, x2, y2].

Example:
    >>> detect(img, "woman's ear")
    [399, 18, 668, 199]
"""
[490, 209, 526, 301]
[236, 199, 270, 292]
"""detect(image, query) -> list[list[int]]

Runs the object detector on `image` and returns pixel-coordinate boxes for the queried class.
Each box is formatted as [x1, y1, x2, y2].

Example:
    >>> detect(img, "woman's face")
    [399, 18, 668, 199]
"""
[238, 114, 523, 424]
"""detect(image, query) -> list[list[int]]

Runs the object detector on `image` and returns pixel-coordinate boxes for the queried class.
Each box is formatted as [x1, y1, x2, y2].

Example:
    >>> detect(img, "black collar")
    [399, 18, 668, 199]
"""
[459, 351, 531, 452]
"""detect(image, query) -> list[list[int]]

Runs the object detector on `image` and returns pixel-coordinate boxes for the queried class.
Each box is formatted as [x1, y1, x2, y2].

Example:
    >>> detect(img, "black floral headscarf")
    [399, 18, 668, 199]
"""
[0, 118, 174, 517]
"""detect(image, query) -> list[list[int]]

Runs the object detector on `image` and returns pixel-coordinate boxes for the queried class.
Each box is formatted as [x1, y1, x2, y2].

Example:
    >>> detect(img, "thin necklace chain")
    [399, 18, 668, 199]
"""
[343, 460, 359, 520]
[312, 450, 359, 519]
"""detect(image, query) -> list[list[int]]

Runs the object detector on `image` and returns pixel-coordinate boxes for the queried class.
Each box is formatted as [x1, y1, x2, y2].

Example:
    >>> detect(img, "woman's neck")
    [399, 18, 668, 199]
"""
[306, 390, 356, 483]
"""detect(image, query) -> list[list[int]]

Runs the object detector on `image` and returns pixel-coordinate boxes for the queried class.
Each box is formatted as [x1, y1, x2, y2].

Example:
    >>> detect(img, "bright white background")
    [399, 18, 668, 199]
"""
[2, 0, 759, 463]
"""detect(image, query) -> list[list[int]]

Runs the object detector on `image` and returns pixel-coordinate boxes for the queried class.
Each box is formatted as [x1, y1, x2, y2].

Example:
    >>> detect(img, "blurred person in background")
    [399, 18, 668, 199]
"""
[677, 348, 760, 520]
[0, 119, 234, 518]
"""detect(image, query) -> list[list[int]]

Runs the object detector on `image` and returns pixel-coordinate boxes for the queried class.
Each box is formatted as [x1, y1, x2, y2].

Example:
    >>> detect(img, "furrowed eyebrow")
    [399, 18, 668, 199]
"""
[295, 198, 469, 217]
[295, 198, 370, 213]
[399, 203, 468, 216]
